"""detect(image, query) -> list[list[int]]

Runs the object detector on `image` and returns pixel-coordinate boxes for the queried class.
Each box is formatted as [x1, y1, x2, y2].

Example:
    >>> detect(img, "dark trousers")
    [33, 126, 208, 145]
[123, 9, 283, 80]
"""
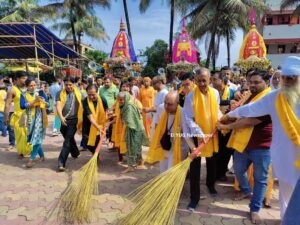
[87, 135, 100, 154]
[8, 112, 15, 146]
[189, 154, 218, 204]
[58, 118, 80, 167]
[106, 123, 113, 142]
[216, 131, 234, 178]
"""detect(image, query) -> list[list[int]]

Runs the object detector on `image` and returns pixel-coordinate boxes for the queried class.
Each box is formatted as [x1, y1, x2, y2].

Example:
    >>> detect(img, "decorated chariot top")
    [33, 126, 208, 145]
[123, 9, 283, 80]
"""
[110, 19, 137, 62]
[172, 19, 198, 64]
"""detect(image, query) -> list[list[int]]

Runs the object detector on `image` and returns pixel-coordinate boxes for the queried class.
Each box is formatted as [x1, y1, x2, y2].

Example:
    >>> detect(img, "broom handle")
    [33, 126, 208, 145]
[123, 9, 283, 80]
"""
[190, 129, 218, 159]
[94, 121, 113, 155]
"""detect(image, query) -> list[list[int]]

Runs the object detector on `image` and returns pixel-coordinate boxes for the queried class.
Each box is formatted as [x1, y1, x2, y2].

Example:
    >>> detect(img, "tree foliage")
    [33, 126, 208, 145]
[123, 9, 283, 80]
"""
[142, 39, 168, 77]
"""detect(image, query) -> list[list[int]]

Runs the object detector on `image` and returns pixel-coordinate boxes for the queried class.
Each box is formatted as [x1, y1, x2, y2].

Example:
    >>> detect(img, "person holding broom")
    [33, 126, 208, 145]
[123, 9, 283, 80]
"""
[220, 56, 300, 222]
[82, 84, 108, 154]
[146, 91, 190, 173]
[118, 91, 146, 173]
[184, 67, 223, 211]
[56, 76, 83, 172]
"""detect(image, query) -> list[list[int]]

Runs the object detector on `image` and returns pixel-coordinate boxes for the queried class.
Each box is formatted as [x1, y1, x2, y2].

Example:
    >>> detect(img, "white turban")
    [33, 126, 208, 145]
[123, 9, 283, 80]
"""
[282, 56, 300, 76]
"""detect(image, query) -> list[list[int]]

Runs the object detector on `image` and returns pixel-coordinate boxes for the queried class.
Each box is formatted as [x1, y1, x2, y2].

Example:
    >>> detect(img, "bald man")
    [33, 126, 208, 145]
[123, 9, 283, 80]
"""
[146, 92, 191, 173]
[184, 67, 223, 211]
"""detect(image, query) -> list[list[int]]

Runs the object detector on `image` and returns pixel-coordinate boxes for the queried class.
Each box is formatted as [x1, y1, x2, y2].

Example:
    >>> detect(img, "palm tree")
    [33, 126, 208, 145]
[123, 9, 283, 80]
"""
[139, 0, 186, 63]
[0, 0, 41, 22]
[185, 0, 266, 69]
[122, 0, 133, 40]
[52, 14, 109, 53]
[41, 0, 110, 52]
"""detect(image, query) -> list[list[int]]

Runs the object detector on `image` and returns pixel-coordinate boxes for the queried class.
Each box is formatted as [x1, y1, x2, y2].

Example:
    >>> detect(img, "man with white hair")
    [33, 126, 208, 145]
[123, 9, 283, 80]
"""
[220, 56, 300, 220]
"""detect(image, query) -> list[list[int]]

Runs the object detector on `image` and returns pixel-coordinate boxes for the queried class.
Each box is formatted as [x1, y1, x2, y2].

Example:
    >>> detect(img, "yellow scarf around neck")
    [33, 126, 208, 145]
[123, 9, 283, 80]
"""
[146, 106, 182, 166]
[60, 87, 83, 132]
[193, 87, 219, 157]
[227, 87, 271, 152]
[25, 92, 48, 128]
[87, 96, 106, 146]
[222, 85, 230, 101]
[275, 91, 300, 169]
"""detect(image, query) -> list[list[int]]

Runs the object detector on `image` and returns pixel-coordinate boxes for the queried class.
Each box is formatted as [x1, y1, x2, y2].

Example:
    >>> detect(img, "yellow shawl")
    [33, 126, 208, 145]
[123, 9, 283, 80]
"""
[227, 87, 271, 152]
[87, 96, 106, 146]
[222, 85, 230, 101]
[275, 91, 300, 169]
[146, 106, 182, 166]
[193, 87, 219, 157]
[59, 87, 83, 133]
[25, 92, 48, 128]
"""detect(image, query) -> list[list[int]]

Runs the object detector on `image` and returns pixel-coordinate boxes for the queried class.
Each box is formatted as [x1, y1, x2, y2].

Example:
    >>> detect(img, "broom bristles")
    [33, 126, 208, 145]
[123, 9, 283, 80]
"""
[117, 158, 192, 225]
[60, 153, 99, 224]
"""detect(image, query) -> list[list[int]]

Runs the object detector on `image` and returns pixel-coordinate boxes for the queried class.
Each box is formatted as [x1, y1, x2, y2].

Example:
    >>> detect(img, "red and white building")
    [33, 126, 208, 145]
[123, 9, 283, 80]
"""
[263, 0, 300, 67]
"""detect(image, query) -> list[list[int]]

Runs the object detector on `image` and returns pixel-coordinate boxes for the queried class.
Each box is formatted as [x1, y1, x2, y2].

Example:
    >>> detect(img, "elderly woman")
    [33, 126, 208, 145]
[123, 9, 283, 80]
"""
[270, 70, 281, 90]
[20, 77, 49, 168]
[118, 91, 146, 173]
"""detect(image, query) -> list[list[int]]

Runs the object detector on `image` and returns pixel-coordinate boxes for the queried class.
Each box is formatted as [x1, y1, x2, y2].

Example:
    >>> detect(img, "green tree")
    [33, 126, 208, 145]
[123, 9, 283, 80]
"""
[281, 0, 300, 14]
[85, 49, 109, 64]
[42, 0, 110, 52]
[0, 0, 41, 22]
[185, 0, 266, 69]
[142, 39, 168, 77]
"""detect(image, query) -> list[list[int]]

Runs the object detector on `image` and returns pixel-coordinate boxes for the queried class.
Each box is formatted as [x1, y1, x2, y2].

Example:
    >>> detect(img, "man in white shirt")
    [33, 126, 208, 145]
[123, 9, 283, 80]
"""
[143, 75, 168, 135]
[221, 66, 238, 91]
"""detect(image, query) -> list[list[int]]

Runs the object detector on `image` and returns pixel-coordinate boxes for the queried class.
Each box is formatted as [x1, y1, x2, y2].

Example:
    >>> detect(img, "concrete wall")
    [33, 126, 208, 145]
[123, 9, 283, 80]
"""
[267, 53, 300, 67]
[263, 24, 300, 40]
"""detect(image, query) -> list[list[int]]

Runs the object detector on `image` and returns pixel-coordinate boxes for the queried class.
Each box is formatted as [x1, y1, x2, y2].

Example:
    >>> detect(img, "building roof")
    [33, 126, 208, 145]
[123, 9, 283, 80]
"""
[0, 22, 79, 59]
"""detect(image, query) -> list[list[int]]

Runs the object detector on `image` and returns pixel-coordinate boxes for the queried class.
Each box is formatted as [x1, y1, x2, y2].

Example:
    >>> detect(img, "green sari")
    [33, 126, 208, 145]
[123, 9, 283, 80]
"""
[120, 93, 146, 167]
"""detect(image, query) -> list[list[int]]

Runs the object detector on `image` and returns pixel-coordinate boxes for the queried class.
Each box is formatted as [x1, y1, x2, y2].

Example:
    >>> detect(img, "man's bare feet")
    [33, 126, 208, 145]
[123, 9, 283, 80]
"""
[263, 198, 272, 208]
[136, 161, 146, 169]
[250, 212, 262, 224]
[121, 166, 135, 174]
[234, 191, 252, 201]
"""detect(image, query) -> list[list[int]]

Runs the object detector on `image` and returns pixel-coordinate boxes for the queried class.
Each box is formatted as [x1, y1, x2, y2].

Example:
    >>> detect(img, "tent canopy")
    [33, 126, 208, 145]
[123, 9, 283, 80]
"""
[0, 22, 79, 59]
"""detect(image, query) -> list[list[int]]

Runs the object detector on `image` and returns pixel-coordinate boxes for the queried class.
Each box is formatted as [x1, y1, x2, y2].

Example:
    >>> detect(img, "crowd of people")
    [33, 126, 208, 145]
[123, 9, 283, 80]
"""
[0, 56, 299, 224]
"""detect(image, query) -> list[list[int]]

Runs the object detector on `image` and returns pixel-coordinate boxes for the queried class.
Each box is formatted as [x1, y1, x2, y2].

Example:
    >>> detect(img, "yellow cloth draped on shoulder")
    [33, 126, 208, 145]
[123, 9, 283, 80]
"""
[193, 87, 219, 157]
[59, 87, 83, 133]
[25, 92, 48, 128]
[10, 86, 29, 156]
[275, 91, 300, 169]
[227, 87, 271, 153]
[146, 106, 182, 166]
[87, 96, 106, 146]
[222, 86, 230, 101]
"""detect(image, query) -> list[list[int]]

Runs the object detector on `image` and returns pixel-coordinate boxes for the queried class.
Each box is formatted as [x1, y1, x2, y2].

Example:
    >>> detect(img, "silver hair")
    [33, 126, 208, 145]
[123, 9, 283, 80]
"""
[118, 91, 127, 98]
[195, 67, 211, 77]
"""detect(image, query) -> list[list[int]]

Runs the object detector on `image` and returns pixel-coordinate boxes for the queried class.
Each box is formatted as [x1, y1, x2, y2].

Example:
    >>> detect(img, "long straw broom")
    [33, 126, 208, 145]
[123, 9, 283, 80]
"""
[59, 126, 109, 224]
[117, 129, 218, 225]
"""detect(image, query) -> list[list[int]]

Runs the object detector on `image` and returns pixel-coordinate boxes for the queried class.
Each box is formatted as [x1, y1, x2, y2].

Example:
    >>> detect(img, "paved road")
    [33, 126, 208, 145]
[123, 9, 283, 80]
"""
[0, 115, 280, 225]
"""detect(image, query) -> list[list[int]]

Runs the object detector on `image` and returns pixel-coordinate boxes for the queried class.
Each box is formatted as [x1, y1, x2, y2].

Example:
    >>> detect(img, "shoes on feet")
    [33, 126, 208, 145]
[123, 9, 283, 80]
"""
[207, 186, 218, 197]
[58, 166, 65, 172]
[187, 201, 198, 212]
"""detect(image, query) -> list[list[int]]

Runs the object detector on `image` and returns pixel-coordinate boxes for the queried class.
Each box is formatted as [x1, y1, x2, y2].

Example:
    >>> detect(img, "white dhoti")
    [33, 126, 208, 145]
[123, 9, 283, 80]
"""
[279, 179, 295, 218]
[159, 150, 173, 173]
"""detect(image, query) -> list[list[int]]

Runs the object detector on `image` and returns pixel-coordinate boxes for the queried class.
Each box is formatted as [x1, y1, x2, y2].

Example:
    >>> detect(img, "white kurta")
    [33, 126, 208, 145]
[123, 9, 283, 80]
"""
[227, 89, 300, 186]
[156, 106, 189, 173]
[184, 87, 223, 138]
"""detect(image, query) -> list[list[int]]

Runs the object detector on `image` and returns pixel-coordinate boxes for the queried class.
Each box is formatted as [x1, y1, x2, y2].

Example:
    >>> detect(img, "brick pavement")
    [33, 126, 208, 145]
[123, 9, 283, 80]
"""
[0, 115, 280, 225]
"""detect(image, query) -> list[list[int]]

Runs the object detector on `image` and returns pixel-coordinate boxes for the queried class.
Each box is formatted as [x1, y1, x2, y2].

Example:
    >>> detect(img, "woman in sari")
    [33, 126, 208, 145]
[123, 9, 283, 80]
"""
[20, 78, 49, 168]
[118, 91, 146, 173]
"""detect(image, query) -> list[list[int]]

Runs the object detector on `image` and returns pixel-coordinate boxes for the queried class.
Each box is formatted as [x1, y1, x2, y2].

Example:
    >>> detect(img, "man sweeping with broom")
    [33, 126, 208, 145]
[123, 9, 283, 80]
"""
[146, 91, 191, 172]
[184, 67, 223, 211]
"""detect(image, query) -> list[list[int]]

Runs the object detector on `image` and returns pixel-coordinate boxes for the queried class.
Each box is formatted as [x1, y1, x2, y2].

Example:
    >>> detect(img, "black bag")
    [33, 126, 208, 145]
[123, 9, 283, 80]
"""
[160, 118, 175, 151]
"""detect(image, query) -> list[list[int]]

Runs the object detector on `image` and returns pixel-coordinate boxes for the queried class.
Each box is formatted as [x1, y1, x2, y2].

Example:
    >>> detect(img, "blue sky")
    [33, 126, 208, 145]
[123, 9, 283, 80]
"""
[42, 1, 244, 67]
